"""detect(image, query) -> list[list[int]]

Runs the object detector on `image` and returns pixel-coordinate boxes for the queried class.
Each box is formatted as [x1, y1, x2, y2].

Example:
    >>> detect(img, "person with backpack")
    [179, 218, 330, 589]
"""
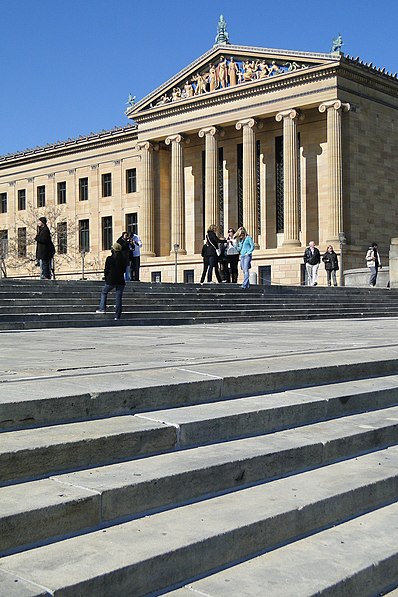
[366, 242, 382, 287]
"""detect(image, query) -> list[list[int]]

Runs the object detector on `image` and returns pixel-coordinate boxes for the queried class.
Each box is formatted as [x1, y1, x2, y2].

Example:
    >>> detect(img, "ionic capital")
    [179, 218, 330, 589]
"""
[319, 100, 351, 113]
[135, 141, 159, 152]
[198, 126, 224, 139]
[165, 134, 190, 146]
[275, 109, 303, 123]
[235, 118, 263, 131]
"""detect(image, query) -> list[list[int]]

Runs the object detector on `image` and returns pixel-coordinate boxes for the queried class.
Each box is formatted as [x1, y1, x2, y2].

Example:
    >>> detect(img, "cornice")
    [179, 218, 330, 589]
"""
[0, 124, 138, 169]
[337, 62, 398, 97]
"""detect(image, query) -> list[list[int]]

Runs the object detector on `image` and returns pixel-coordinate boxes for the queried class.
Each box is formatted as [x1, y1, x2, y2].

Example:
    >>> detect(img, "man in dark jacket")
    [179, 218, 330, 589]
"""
[303, 241, 321, 286]
[96, 243, 126, 320]
[35, 217, 55, 280]
[117, 232, 131, 280]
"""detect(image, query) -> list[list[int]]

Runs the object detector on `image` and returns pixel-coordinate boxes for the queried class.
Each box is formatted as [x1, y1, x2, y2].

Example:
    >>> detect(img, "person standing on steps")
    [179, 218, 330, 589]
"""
[204, 225, 223, 283]
[117, 232, 131, 281]
[96, 242, 126, 320]
[303, 241, 321, 286]
[322, 245, 339, 286]
[234, 226, 254, 289]
[366, 242, 382, 287]
[35, 217, 55, 280]
[130, 232, 142, 281]
[226, 227, 239, 283]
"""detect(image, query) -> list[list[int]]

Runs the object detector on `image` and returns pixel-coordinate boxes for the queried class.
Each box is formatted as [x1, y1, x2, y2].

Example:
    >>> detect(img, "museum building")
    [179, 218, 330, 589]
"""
[0, 20, 397, 284]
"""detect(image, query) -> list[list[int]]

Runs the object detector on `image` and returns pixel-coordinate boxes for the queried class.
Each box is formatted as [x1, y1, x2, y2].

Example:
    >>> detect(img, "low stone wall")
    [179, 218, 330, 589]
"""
[344, 267, 390, 288]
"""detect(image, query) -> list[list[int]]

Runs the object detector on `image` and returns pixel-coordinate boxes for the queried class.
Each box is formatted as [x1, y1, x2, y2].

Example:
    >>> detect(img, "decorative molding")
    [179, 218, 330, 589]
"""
[8, 181, 16, 187]
[68, 169, 76, 174]
[113, 160, 121, 165]
[91, 164, 99, 170]
[47, 173, 55, 179]
[28, 178, 34, 183]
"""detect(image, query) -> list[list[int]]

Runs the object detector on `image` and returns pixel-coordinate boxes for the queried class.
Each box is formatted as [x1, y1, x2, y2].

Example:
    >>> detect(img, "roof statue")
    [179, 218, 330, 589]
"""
[215, 14, 230, 45]
[331, 33, 343, 54]
[126, 93, 136, 107]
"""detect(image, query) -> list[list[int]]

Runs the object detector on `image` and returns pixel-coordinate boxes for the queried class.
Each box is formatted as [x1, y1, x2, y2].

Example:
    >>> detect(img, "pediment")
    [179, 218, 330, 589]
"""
[127, 44, 339, 119]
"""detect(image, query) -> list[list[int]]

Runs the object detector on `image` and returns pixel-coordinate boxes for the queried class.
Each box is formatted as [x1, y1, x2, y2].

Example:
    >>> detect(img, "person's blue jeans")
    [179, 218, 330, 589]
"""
[40, 259, 51, 280]
[369, 266, 378, 286]
[99, 284, 125, 319]
[240, 254, 252, 288]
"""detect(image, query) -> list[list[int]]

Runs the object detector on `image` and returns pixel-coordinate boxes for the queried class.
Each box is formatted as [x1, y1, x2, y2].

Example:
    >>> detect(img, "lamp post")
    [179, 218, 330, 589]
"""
[338, 231, 347, 287]
[80, 250, 86, 280]
[173, 243, 179, 283]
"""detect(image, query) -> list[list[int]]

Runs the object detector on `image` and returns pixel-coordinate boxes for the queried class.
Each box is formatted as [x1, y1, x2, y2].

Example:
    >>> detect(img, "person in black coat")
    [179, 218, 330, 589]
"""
[96, 243, 126, 320]
[117, 232, 131, 280]
[203, 225, 224, 283]
[322, 245, 339, 286]
[35, 217, 55, 280]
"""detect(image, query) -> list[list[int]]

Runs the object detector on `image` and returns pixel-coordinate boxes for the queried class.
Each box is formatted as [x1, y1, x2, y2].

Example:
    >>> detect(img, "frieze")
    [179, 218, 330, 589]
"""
[150, 55, 311, 109]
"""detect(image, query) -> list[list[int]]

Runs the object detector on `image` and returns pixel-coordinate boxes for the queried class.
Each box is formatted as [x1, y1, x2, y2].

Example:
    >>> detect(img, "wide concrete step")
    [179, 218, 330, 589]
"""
[0, 449, 396, 596]
[2, 352, 398, 432]
[1, 407, 397, 556]
[136, 375, 398, 446]
[0, 416, 177, 484]
[167, 501, 398, 597]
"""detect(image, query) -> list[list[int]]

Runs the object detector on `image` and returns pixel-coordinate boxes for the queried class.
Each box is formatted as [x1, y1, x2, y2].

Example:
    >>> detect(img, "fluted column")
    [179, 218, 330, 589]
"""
[319, 99, 350, 243]
[235, 118, 261, 244]
[165, 134, 187, 254]
[275, 109, 301, 247]
[135, 141, 157, 256]
[198, 126, 222, 232]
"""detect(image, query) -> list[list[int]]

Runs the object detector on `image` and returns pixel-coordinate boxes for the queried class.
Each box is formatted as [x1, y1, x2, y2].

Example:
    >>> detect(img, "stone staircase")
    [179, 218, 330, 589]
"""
[0, 350, 398, 595]
[1, 278, 398, 329]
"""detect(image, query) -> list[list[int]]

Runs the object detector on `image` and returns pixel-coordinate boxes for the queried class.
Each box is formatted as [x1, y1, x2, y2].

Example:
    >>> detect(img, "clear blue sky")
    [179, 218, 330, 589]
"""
[1, 0, 396, 157]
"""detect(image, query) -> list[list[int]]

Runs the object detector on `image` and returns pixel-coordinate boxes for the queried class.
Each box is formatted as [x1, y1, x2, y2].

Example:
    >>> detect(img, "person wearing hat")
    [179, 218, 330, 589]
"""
[96, 242, 126, 320]
[35, 217, 55, 280]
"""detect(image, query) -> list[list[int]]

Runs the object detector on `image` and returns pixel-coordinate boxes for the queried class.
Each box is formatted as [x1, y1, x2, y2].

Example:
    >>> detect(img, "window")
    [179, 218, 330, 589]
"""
[102, 173, 112, 197]
[125, 212, 138, 236]
[18, 189, 26, 210]
[57, 222, 67, 254]
[151, 271, 162, 283]
[0, 193, 7, 214]
[184, 270, 195, 284]
[258, 265, 271, 286]
[126, 168, 137, 193]
[37, 185, 46, 208]
[102, 216, 113, 250]
[18, 227, 27, 258]
[0, 230, 8, 258]
[79, 219, 90, 253]
[79, 177, 88, 201]
[57, 181, 66, 204]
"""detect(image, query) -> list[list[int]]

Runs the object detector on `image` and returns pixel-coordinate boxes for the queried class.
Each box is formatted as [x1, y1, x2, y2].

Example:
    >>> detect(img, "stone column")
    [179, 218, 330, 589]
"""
[235, 118, 261, 244]
[319, 100, 350, 244]
[389, 238, 398, 289]
[135, 141, 156, 256]
[275, 109, 301, 247]
[198, 126, 222, 232]
[165, 134, 187, 254]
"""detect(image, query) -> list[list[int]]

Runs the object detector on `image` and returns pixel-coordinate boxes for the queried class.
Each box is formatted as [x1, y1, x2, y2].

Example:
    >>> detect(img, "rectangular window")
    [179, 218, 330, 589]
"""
[18, 189, 26, 210]
[151, 271, 162, 283]
[125, 212, 138, 236]
[184, 270, 195, 284]
[79, 219, 90, 253]
[57, 181, 66, 204]
[102, 173, 112, 197]
[102, 216, 113, 250]
[79, 177, 88, 201]
[18, 227, 27, 258]
[126, 168, 137, 193]
[0, 230, 8, 258]
[57, 222, 67, 254]
[258, 265, 271, 286]
[37, 185, 46, 208]
[0, 193, 7, 214]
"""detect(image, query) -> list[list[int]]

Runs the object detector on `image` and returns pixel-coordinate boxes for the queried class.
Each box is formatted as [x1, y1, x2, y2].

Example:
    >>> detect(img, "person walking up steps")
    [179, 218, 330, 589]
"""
[96, 242, 126, 320]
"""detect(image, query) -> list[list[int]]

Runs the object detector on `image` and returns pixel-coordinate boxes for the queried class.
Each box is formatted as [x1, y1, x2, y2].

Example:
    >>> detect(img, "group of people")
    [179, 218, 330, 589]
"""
[304, 240, 382, 288]
[200, 225, 254, 289]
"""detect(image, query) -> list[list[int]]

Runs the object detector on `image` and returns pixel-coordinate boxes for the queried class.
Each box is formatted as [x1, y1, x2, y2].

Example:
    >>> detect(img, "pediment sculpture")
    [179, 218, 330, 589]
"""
[151, 54, 310, 108]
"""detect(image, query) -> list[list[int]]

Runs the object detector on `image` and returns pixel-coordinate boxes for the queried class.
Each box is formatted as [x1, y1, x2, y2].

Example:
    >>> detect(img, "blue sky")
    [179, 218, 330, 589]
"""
[1, 0, 396, 156]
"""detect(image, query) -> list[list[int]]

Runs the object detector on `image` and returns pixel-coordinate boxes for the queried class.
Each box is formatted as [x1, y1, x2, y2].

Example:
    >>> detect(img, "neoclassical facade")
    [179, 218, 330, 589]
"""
[1, 32, 397, 284]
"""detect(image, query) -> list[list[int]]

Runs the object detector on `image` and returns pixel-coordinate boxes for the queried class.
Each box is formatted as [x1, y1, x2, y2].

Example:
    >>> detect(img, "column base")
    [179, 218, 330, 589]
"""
[281, 239, 301, 248]
[170, 248, 187, 256]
